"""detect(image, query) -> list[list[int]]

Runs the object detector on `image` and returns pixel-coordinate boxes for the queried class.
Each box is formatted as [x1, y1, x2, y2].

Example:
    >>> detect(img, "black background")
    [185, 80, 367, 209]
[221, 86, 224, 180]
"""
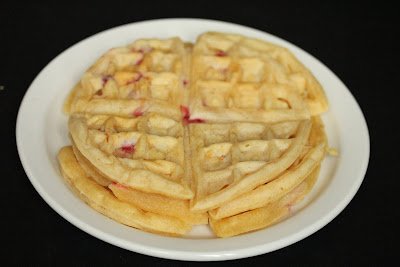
[2, 1, 398, 265]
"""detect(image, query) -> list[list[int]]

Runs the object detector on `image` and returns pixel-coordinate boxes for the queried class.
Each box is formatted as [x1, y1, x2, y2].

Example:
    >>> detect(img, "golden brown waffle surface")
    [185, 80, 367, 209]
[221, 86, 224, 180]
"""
[60, 32, 330, 237]
[189, 32, 328, 123]
[64, 37, 188, 120]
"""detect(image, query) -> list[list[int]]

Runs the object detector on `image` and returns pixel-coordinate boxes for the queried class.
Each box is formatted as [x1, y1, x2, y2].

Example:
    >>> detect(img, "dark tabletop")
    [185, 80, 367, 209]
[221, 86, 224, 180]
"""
[2, 1, 397, 265]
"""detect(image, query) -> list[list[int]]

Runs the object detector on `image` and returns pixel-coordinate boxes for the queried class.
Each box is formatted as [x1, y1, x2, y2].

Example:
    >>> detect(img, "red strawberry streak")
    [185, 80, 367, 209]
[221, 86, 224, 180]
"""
[180, 106, 205, 124]
[125, 72, 143, 85]
[102, 75, 113, 87]
[180, 105, 190, 119]
[113, 183, 128, 189]
[121, 144, 135, 154]
[135, 57, 144, 66]
[215, 51, 227, 57]
[188, 118, 205, 123]
[133, 108, 144, 117]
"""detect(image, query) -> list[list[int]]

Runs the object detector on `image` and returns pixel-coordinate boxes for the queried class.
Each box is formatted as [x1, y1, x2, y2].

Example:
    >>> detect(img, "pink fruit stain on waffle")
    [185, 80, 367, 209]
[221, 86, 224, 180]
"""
[180, 105, 190, 119]
[180, 106, 205, 124]
[113, 183, 128, 189]
[132, 46, 153, 54]
[102, 75, 113, 87]
[133, 107, 144, 117]
[215, 50, 227, 57]
[182, 79, 188, 86]
[121, 144, 135, 156]
[135, 56, 144, 66]
[188, 118, 205, 123]
[126, 72, 143, 85]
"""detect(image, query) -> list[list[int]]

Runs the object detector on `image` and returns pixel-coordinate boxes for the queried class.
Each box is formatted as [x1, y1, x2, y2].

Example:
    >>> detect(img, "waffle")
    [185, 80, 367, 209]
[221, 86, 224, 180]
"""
[70, 135, 207, 225]
[188, 32, 328, 123]
[71, 138, 112, 187]
[209, 164, 321, 238]
[108, 184, 208, 225]
[64, 37, 189, 121]
[189, 119, 312, 212]
[208, 116, 327, 220]
[68, 113, 194, 199]
[59, 33, 331, 238]
[58, 146, 192, 236]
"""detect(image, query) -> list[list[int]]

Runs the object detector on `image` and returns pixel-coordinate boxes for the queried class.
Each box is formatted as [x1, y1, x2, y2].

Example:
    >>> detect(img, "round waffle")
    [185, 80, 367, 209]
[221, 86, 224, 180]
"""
[59, 32, 331, 237]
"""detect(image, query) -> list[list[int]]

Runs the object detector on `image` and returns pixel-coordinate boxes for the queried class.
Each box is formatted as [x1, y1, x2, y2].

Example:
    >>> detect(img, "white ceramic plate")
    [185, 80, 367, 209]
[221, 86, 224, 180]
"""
[16, 18, 369, 261]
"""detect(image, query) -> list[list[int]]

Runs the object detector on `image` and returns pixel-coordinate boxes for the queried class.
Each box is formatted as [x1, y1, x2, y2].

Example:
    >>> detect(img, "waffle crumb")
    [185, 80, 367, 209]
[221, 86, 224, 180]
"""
[327, 147, 339, 156]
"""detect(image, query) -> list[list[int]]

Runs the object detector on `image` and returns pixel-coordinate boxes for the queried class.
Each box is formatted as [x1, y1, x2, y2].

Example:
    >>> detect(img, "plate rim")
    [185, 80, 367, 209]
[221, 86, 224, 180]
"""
[16, 18, 370, 261]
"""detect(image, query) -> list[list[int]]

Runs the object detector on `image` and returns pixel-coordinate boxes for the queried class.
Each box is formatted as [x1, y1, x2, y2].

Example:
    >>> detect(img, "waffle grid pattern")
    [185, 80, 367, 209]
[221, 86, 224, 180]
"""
[188, 32, 327, 123]
[189, 121, 300, 197]
[85, 114, 185, 182]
